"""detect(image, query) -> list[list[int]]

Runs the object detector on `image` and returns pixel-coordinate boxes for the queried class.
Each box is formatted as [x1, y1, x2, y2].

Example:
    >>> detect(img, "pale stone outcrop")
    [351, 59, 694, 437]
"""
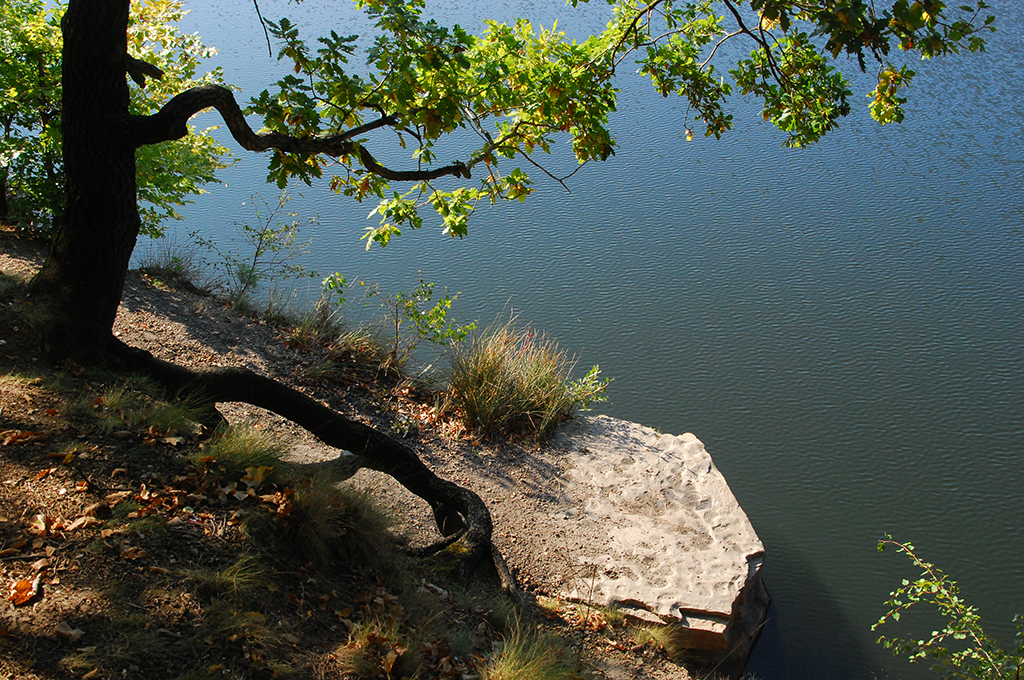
[325, 413, 769, 677]
[545, 415, 768, 674]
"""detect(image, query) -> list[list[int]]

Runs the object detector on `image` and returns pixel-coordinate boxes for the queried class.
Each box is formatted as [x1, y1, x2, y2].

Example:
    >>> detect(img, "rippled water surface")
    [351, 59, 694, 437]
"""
[168, 2, 1024, 677]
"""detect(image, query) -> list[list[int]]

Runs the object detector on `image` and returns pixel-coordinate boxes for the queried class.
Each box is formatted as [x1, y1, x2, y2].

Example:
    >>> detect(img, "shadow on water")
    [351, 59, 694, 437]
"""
[744, 545, 885, 680]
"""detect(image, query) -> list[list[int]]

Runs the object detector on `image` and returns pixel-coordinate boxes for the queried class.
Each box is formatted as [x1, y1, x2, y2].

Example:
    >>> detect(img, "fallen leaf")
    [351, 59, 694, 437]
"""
[159, 435, 187, 447]
[281, 633, 300, 644]
[30, 558, 48, 573]
[382, 649, 399, 674]
[148, 566, 169, 574]
[28, 514, 51, 536]
[242, 465, 273, 486]
[55, 620, 85, 642]
[66, 516, 103, 532]
[82, 670, 101, 680]
[8, 575, 42, 605]
[0, 430, 47, 445]
[120, 546, 147, 560]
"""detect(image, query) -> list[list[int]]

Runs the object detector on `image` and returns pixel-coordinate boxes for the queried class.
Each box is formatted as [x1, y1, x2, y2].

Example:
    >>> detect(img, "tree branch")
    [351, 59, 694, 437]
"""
[112, 339, 512, 588]
[124, 54, 164, 88]
[128, 84, 475, 182]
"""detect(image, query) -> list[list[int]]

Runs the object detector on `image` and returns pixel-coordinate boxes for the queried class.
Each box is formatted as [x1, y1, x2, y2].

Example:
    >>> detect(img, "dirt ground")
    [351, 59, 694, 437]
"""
[0, 230, 697, 679]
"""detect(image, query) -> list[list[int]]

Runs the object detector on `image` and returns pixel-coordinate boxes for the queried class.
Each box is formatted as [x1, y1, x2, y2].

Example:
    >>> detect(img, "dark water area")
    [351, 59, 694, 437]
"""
[165, 2, 1024, 677]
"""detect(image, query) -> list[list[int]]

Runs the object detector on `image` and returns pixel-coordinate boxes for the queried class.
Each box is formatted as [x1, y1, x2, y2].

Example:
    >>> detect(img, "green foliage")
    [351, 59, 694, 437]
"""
[0, 0, 233, 235]
[363, 278, 476, 363]
[193, 192, 318, 305]
[447, 320, 610, 441]
[236, 0, 995, 243]
[0, 0, 62, 230]
[4, 0, 996, 243]
[874, 535, 1024, 679]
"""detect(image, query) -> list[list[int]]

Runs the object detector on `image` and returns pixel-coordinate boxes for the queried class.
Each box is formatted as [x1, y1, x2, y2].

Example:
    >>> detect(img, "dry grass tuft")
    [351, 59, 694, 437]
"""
[447, 320, 609, 441]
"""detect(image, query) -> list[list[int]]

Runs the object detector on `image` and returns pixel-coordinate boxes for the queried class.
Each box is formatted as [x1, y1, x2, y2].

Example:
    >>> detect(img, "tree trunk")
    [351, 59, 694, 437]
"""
[0, 168, 8, 223]
[21, 0, 511, 592]
[29, 0, 139, 358]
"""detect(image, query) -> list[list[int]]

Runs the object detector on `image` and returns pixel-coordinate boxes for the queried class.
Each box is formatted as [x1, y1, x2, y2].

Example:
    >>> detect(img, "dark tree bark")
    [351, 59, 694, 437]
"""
[0, 170, 8, 222]
[30, 1, 139, 358]
[27, 0, 511, 592]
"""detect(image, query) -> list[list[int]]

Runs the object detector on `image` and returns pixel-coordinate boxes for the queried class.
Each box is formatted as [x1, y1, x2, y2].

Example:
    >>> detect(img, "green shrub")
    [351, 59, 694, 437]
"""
[447, 321, 609, 441]
[874, 535, 1023, 679]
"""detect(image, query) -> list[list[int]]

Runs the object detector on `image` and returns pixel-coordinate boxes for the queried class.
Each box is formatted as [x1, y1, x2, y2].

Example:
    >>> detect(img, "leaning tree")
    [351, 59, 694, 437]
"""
[24, 0, 994, 582]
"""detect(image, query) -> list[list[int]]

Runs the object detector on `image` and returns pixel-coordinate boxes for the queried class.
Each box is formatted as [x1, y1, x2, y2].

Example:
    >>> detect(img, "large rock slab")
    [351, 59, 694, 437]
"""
[328, 414, 768, 676]
[544, 415, 768, 672]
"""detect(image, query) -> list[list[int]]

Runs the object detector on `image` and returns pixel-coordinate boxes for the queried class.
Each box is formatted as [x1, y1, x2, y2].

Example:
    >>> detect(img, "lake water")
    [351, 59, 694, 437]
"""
[164, 2, 1024, 677]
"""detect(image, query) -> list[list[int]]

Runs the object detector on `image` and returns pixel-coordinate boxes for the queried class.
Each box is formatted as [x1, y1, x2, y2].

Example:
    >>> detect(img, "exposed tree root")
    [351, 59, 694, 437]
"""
[107, 338, 519, 594]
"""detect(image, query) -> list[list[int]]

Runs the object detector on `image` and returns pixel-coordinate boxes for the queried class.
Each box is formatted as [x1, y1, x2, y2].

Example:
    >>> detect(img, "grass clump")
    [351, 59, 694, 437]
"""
[278, 478, 395, 570]
[182, 554, 267, 600]
[67, 376, 203, 435]
[0, 270, 28, 298]
[135, 237, 206, 292]
[191, 423, 285, 482]
[629, 623, 691, 662]
[482, 623, 583, 680]
[447, 321, 610, 441]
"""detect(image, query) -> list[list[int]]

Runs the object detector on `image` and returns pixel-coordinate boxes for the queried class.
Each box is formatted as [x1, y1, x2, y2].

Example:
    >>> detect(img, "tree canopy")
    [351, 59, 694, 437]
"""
[0, 0, 232, 235]
[225, 0, 994, 248]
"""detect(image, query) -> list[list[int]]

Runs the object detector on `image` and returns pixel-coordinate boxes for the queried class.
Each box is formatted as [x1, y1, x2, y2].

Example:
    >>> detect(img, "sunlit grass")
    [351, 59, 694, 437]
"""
[481, 622, 583, 680]
[447, 320, 609, 441]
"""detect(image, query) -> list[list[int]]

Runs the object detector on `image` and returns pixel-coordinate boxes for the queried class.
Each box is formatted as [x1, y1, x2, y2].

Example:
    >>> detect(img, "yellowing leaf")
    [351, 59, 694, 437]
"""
[242, 465, 273, 486]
